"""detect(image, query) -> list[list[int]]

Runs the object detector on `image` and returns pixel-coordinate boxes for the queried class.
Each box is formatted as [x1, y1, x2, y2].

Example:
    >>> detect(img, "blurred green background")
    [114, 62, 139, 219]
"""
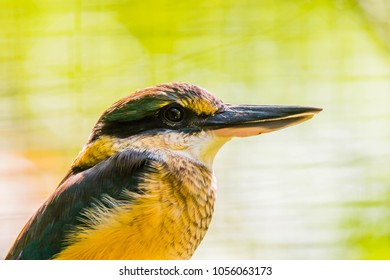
[1, 0, 390, 259]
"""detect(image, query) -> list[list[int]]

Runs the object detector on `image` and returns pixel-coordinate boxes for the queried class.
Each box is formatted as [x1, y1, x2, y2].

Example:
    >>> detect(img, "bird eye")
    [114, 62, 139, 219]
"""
[163, 106, 185, 123]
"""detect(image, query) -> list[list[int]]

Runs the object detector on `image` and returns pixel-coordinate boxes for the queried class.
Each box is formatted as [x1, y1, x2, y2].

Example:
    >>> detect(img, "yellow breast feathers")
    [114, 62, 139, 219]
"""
[54, 153, 216, 260]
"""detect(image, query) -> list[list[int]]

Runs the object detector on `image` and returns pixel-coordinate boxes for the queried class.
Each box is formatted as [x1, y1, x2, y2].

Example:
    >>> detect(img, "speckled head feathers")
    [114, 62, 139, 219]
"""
[89, 83, 225, 142]
[105, 83, 224, 119]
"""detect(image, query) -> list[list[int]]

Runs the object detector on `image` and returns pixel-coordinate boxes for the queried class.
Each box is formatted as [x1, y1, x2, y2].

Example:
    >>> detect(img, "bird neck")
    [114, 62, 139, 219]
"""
[71, 131, 231, 174]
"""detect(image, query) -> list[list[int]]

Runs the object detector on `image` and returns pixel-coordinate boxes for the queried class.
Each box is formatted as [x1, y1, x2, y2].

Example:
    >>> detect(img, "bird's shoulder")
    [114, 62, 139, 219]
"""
[5, 148, 162, 260]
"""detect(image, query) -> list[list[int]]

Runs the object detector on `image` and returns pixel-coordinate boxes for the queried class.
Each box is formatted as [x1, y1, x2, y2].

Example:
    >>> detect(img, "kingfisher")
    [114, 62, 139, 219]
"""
[6, 82, 321, 260]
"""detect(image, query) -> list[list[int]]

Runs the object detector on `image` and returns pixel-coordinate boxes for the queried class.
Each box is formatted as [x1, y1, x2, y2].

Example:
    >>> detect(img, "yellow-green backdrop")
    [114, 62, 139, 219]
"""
[1, 0, 390, 259]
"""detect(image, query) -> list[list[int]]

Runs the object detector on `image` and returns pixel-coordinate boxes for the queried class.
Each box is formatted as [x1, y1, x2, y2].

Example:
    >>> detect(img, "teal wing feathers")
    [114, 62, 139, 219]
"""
[5, 149, 159, 260]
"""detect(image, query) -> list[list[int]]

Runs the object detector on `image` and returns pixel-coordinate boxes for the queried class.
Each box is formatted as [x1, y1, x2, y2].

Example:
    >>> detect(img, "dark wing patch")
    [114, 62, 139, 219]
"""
[5, 149, 159, 260]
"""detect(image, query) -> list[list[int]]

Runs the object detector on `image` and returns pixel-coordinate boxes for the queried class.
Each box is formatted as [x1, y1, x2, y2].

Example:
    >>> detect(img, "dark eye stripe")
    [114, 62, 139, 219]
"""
[91, 104, 207, 141]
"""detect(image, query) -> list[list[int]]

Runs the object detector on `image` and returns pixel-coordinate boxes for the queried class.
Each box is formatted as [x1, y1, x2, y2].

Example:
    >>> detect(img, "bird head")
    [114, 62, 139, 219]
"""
[72, 82, 321, 171]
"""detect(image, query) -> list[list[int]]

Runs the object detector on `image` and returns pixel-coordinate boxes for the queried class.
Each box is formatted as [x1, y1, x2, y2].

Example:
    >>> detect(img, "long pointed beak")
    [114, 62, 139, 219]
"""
[204, 105, 322, 137]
